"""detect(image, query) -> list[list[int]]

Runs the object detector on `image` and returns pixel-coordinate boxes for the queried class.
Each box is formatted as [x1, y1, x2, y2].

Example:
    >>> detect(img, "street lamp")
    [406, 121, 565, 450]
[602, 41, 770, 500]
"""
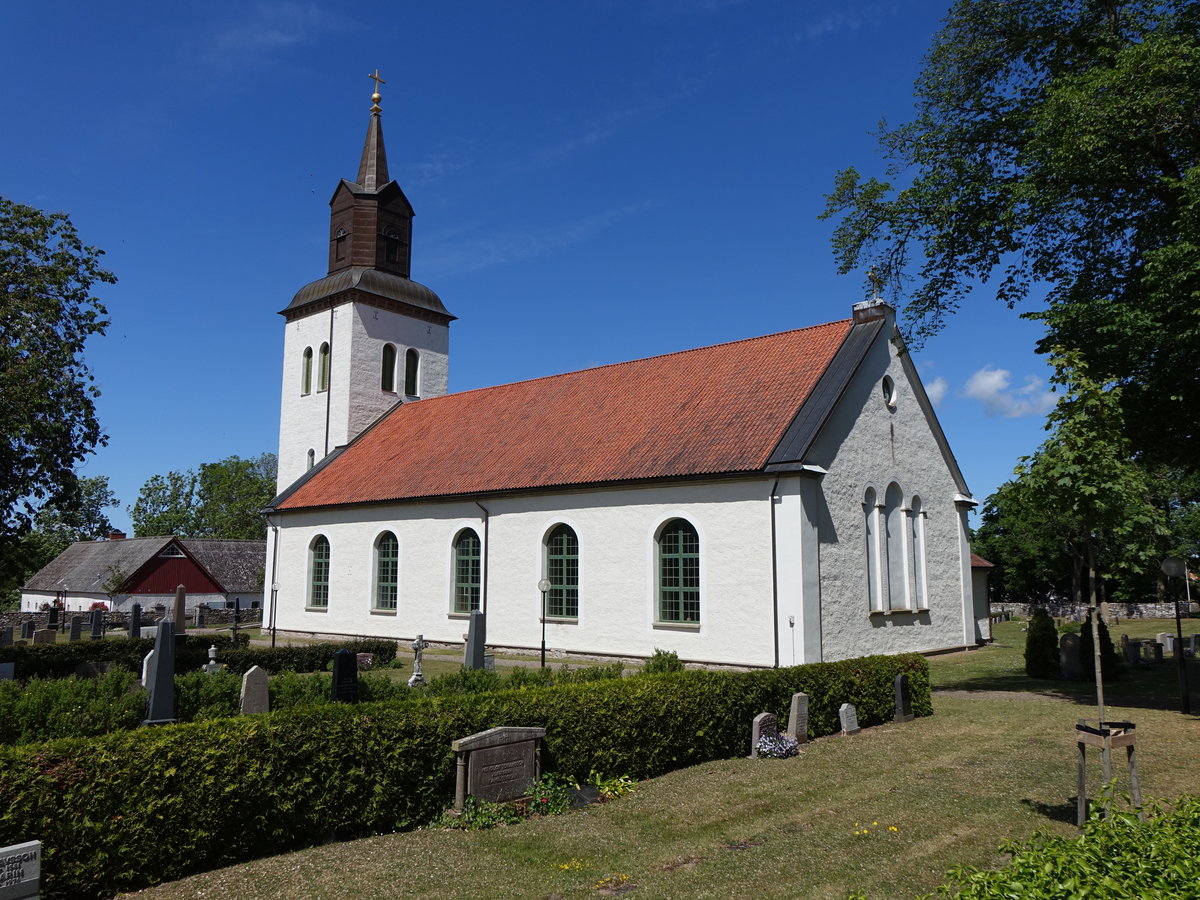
[538, 578, 552, 668]
[1160, 557, 1191, 715]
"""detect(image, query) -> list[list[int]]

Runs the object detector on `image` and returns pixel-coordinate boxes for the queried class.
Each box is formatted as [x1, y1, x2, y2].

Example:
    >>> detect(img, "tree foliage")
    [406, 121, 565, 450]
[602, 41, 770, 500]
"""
[822, 0, 1200, 467]
[1024, 607, 1060, 679]
[0, 197, 114, 538]
[130, 454, 276, 540]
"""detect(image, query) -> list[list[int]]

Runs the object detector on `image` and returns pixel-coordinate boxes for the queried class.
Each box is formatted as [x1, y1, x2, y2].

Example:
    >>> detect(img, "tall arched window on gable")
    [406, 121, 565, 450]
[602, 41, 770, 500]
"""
[884, 482, 909, 610]
[863, 487, 882, 612]
[301, 347, 313, 395]
[308, 535, 330, 609]
[317, 343, 330, 392]
[381, 344, 397, 392]
[658, 519, 700, 624]
[909, 496, 928, 609]
[404, 348, 420, 396]
[374, 531, 398, 611]
[545, 525, 579, 619]
[453, 528, 481, 614]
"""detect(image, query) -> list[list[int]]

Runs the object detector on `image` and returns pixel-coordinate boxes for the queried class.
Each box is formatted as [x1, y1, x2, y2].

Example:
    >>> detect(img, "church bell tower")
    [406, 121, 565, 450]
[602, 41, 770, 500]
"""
[275, 72, 455, 492]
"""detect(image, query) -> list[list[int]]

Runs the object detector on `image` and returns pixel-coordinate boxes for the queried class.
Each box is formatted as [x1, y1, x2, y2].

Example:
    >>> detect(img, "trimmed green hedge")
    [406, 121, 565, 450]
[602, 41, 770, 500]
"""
[0, 653, 927, 899]
[0, 636, 396, 680]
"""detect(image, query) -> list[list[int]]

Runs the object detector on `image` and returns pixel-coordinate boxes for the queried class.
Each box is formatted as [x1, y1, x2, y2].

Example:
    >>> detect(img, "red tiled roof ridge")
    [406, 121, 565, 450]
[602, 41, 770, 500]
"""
[416, 317, 855, 405]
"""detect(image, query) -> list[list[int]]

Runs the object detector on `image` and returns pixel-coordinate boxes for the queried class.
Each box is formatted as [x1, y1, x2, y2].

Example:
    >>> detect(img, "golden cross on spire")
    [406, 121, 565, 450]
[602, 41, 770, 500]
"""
[368, 68, 386, 113]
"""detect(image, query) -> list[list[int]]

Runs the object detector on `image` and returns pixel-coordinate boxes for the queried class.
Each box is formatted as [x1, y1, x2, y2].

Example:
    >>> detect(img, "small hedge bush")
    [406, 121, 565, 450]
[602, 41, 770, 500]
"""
[0, 671, 144, 744]
[0, 653, 928, 899]
[932, 796, 1200, 898]
[1024, 607, 1059, 678]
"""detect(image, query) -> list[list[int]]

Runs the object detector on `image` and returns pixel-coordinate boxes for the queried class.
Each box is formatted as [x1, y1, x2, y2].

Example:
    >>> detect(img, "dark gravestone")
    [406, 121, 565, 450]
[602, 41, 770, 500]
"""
[0, 626, 12, 647]
[195, 607, 206, 630]
[239, 666, 269, 715]
[20, 621, 35, 640]
[894, 673, 914, 723]
[749, 712, 779, 758]
[0, 662, 14, 681]
[232, 597, 241, 642]
[785, 692, 809, 743]
[452, 726, 545, 810]
[1190, 634, 1200, 657]
[89, 608, 104, 641]
[464, 610, 486, 670]
[331, 650, 359, 703]
[143, 620, 177, 725]
[69, 616, 83, 642]
[1153, 643, 1164, 665]
[1059, 633, 1082, 680]
[46, 607, 60, 632]
[31, 629, 54, 645]
[128, 603, 142, 639]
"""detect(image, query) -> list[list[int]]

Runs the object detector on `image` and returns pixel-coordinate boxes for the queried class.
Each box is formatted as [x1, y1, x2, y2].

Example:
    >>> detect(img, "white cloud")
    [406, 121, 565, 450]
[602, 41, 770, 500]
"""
[202, 2, 345, 71]
[925, 376, 948, 407]
[963, 366, 1056, 418]
[797, 4, 897, 42]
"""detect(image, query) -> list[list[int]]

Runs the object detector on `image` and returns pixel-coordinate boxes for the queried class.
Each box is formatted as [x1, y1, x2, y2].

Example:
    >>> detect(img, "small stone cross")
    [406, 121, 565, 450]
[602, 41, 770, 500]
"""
[408, 634, 430, 687]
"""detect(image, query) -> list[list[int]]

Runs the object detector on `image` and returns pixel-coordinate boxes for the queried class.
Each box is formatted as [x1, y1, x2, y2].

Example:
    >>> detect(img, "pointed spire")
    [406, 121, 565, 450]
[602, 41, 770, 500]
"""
[357, 69, 390, 191]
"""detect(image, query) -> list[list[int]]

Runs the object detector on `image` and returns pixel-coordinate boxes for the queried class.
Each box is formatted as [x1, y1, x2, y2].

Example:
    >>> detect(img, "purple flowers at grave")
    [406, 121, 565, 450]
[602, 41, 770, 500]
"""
[756, 731, 799, 759]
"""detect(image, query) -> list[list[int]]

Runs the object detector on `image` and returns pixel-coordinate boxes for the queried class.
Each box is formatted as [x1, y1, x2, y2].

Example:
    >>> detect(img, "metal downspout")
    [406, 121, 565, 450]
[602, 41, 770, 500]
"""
[770, 476, 781, 668]
[475, 501, 490, 615]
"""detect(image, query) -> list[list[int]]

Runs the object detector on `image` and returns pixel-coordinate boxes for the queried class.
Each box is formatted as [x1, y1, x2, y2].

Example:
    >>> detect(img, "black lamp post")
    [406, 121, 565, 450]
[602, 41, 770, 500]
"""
[538, 578, 551, 668]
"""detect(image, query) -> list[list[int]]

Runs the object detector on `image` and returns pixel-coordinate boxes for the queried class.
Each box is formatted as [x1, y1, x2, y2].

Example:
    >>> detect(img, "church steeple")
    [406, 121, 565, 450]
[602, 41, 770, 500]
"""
[327, 71, 414, 277]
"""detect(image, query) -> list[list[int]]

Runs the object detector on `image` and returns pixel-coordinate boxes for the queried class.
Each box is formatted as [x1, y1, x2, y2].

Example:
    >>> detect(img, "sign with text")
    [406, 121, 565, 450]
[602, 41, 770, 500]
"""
[0, 841, 41, 900]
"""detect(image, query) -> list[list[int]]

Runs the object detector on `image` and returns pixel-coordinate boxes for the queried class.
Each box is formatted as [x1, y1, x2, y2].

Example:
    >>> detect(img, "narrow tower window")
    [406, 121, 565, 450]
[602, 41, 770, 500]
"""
[404, 348, 419, 396]
[318, 343, 330, 392]
[308, 536, 330, 609]
[381, 344, 397, 392]
[301, 347, 313, 395]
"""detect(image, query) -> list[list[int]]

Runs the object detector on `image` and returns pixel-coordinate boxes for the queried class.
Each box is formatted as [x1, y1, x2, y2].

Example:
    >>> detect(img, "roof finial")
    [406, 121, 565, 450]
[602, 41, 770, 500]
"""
[868, 265, 883, 302]
[368, 68, 386, 114]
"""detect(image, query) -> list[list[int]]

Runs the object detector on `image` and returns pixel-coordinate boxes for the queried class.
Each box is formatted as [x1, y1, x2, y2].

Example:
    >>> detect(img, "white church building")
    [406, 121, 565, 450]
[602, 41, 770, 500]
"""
[263, 85, 990, 668]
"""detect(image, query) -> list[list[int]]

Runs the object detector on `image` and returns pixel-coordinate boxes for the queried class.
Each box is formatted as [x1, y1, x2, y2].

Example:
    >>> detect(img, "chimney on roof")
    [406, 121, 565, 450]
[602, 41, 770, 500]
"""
[851, 299, 890, 324]
[108, 531, 126, 541]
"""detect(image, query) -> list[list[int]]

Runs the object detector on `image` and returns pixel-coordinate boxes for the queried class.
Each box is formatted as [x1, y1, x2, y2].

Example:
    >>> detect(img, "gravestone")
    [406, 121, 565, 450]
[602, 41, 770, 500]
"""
[785, 692, 809, 743]
[894, 674, 914, 723]
[143, 620, 177, 725]
[408, 634, 429, 687]
[141, 650, 155, 686]
[89, 607, 104, 641]
[356, 652, 373, 671]
[69, 616, 83, 642]
[141, 627, 158, 639]
[240, 666, 269, 715]
[173, 585, 186, 628]
[231, 597, 241, 641]
[464, 610, 486, 670]
[20, 621, 34, 640]
[128, 602, 142, 639]
[0, 663, 14, 681]
[0, 840, 41, 899]
[46, 607, 59, 632]
[1123, 639, 1141, 666]
[1059, 633, 1082, 680]
[0, 626, 12, 647]
[1190, 634, 1199, 657]
[452, 726, 545, 811]
[1153, 642, 1164, 664]
[32, 629, 54, 645]
[749, 712, 779, 758]
[195, 607, 206, 630]
[1119, 633, 1129, 655]
[331, 650, 358, 703]
[839, 702, 860, 736]
[1156, 632, 1173, 652]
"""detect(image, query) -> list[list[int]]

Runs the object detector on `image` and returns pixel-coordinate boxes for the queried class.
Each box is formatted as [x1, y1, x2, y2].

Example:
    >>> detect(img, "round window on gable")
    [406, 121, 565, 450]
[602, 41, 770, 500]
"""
[882, 375, 897, 410]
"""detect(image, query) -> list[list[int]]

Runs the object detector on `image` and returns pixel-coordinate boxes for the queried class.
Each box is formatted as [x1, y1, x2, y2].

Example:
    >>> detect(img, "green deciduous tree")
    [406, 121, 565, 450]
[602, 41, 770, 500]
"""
[822, 0, 1200, 468]
[1, 197, 115, 537]
[130, 454, 276, 540]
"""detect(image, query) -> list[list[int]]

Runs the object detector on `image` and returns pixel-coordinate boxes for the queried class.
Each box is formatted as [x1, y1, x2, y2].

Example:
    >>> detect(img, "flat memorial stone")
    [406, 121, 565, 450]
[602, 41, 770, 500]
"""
[839, 702, 860, 736]
[0, 840, 41, 900]
[452, 726, 545, 810]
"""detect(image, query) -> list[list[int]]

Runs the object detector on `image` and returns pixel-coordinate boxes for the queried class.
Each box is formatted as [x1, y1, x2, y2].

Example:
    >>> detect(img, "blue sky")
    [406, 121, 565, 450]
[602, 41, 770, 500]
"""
[2, 0, 1058, 534]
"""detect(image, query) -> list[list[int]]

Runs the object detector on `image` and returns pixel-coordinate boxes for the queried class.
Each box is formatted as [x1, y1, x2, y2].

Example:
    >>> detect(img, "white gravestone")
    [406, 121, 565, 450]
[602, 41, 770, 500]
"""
[240, 666, 270, 715]
[839, 702, 861, 736]
[0, 840, 41, 900]
[785, 692, 809, 743]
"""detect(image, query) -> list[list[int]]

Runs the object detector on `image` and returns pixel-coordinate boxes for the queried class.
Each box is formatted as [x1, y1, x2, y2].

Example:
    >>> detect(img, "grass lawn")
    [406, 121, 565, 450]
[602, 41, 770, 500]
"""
[118, 620, 1200, 900]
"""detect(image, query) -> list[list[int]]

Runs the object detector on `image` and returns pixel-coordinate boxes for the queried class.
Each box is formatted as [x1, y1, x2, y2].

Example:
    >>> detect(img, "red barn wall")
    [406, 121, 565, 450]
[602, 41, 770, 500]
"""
[129, 556, 222, 595]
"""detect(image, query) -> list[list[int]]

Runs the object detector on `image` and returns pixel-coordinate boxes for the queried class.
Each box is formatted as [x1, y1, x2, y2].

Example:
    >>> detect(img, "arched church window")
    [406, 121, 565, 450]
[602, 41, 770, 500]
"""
[658, 519, 700, 624]
[381, 344, 397, 392]
[404, 348, 419, 397]
[374, 531, 398, 611]
[301, 347, 313, 395]
[318, 343, 330, 392]
[544, 525, 579, 619]
[308, 535, 330, 609]
[453, 528, 481, 614]
[884, 482, 909, 610]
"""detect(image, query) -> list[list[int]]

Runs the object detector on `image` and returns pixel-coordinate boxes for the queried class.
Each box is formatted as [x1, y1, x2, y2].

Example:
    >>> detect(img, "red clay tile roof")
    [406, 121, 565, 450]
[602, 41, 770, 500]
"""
[277, 319, 854, 510]
[970, 553, 995, 568]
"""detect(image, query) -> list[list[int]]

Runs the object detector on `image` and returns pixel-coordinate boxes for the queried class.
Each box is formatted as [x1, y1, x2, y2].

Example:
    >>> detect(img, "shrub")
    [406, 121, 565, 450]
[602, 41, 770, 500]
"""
[0, 652, 927, 899]
[0, 670, 144, 744]
[1078, 611, 1121, 683]
[1023, 608, 1059, 679]
[933, 796, 1200, 898]
[642, 648, 684, 674]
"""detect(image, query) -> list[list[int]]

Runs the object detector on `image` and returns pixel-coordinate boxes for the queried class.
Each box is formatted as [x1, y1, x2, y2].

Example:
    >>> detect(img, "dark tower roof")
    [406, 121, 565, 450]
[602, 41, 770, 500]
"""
[284, 72, 451, 322]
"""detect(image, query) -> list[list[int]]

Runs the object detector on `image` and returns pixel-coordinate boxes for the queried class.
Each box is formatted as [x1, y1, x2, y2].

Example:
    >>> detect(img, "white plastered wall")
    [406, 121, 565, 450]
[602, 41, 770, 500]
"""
[268, 479, 781, 667]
